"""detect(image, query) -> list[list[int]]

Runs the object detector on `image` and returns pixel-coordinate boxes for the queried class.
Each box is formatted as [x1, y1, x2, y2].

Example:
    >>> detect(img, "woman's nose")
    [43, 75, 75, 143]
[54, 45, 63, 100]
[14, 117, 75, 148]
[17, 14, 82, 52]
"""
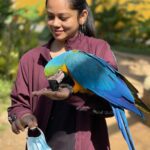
[48, 17, 61, 27]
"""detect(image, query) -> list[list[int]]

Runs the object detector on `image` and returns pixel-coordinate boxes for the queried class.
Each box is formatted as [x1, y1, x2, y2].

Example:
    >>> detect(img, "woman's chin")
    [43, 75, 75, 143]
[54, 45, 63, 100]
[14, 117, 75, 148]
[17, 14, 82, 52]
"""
[53, 34, 67, 42]
[54, 37, 66, 42]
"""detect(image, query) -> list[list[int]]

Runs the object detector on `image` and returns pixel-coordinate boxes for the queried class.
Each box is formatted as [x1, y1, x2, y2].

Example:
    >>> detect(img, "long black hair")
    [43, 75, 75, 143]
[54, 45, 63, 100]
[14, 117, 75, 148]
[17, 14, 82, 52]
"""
[45, 0, 96, 37]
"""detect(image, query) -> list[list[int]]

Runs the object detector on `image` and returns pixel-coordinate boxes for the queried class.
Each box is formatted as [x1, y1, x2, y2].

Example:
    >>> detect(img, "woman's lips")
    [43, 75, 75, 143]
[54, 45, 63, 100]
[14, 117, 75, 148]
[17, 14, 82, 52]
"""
[54, 30, 64, 36]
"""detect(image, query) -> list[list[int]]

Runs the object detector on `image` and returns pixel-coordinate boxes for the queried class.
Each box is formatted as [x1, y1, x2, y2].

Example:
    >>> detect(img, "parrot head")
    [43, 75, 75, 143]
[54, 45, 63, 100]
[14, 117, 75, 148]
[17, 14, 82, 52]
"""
[44, 51, 74, 91]
[44, 50, 80, 91]
[44, 52, 68, 91]
[44, 51, 70, 78]
[44, 62, 63, 78]
[44, 50, 79, 77]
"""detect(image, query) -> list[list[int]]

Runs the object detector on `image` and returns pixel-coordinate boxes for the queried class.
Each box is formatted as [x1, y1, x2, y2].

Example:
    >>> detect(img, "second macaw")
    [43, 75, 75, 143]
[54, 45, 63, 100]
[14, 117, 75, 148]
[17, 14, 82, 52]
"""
[44, 50, 150, 150]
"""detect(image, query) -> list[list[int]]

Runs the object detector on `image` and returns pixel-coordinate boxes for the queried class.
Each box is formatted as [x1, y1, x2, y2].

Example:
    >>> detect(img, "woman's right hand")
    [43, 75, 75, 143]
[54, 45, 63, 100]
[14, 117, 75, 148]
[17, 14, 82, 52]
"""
[11, 113, 38, 134]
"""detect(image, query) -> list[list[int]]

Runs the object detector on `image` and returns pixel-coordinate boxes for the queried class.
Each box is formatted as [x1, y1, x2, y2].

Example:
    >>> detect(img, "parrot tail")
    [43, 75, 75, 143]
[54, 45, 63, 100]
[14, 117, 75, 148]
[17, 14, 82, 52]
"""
[135, 97, 150, 114]
[112, 106, 136, 150]
[118, 73, 150, 114]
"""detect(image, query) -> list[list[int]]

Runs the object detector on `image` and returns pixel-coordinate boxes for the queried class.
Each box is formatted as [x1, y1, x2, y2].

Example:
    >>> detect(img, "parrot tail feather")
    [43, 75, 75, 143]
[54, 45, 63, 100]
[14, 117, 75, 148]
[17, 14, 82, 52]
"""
[135, 96, 150, 115]
[112, 106, 136, 150]
[118, 73, 150, 114]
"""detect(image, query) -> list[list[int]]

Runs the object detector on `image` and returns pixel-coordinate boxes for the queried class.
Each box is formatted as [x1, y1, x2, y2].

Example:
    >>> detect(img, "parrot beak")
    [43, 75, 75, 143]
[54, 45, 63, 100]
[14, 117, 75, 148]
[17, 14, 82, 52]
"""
[47, 70, 65, 83]
[47, 70, 65, 91]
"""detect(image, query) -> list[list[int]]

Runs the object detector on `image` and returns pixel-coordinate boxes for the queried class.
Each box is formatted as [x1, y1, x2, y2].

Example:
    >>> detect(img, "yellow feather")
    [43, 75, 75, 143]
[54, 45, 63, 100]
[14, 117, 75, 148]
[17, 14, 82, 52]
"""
[61, 64, 68, 74]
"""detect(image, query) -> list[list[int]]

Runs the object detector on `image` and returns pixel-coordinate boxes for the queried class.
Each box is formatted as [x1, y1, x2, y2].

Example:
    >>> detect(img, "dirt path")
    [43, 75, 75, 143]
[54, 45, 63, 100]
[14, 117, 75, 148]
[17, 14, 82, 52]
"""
[0, 51, 150, 150]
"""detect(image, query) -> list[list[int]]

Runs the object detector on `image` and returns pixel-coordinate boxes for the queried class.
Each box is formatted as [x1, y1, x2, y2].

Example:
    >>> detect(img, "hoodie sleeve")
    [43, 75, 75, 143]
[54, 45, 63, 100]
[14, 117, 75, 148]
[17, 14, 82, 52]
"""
[95, 40, 118, 70]
[8, 58, 33, 123]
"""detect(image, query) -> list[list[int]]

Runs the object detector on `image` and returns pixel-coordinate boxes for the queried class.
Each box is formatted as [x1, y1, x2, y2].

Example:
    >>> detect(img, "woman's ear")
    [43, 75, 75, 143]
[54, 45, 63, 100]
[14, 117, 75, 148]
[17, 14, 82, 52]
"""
[79, 9, 88, 25]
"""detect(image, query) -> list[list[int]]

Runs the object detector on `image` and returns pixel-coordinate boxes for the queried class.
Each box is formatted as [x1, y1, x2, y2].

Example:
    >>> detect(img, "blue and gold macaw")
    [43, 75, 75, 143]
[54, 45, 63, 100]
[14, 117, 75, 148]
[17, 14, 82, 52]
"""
[44, 50, 150, 150]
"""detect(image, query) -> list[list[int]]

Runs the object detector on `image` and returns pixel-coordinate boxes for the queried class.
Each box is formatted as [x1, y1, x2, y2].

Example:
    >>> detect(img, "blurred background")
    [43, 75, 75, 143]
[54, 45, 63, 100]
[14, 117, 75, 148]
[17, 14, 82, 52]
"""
[0, 0, 150, 149]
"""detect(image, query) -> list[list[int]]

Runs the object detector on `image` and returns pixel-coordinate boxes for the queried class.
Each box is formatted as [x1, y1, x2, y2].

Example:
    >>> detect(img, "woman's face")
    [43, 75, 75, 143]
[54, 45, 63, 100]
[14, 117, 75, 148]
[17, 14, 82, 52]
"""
[46, 0, 81, 42]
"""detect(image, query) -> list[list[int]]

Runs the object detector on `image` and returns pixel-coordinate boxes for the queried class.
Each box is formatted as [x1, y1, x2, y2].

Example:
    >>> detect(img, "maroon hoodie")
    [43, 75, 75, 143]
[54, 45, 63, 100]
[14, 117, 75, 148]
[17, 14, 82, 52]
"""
[8, 33, 117, 150]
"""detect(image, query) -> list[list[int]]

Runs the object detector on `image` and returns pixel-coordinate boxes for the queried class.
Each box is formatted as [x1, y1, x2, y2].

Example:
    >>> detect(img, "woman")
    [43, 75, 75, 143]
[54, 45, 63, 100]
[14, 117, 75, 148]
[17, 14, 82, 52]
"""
[8, 0, 117, 149]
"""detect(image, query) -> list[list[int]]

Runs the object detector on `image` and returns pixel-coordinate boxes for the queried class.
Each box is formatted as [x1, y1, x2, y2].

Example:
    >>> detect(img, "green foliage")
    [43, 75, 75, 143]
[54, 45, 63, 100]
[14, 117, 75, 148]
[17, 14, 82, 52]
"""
[0, 79, 12, 103]
[138, 19, 150, 43]
[0, 0, 12, 35]
[0, 2, 45, 79]
[91, 0, 150, 49]
[14, 6, 39, 21]
[92, 1, 137, 43]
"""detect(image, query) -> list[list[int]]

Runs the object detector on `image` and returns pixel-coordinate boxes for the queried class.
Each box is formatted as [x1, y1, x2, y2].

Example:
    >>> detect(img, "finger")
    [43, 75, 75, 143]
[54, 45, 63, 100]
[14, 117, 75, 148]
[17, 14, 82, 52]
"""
[31, 115, 38, 127]
[32, 88, 70, 100]
[23, 116, 38, 128]
[11, 122, 20, 134]
[32, 88, 48, 96]
[28, 121, 37, 129]
[27, 117, 38, 129]
[50, 93, 69, 100]
[53, 92, 66, 98]
[50, 88, 71, 99]
[38, 90, 59, 99]
[15, 119, 25, 131]
[55, 88, 70, 98]
[43, 90, 65, 99]
[32, 88, 65, 97]
[26, 115, 38, 128]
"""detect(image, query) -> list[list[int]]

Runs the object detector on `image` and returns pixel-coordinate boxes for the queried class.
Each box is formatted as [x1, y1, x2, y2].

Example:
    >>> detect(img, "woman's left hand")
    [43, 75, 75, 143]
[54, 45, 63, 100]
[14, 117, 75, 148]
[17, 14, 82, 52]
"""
[32, 87, 71, 100]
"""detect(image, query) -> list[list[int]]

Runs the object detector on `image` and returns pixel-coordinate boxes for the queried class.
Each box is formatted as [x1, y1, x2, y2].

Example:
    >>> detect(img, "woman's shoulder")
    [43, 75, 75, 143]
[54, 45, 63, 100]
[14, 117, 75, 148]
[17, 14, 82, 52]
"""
[20, 44, 49, 63]
[85, 35, 109, 47]
[81, 34, 111, 54]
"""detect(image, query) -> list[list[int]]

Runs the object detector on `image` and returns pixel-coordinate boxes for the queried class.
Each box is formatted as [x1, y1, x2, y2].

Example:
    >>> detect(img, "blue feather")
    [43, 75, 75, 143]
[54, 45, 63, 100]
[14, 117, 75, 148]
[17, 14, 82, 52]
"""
[111, 106, 136, 150]
[65, 50, 143, 150]
[66, 51, 136, 104]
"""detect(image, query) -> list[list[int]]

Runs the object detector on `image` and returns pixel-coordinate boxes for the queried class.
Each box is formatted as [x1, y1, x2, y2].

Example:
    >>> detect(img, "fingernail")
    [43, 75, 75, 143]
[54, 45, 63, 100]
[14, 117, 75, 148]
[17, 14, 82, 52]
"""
[30, 127, 37, 130]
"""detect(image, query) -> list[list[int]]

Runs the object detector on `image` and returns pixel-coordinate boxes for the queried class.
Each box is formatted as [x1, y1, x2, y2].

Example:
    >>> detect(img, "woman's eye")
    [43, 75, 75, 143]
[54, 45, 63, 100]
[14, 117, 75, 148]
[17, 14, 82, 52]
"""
[60, 17, 69, 21]
[47, 15, 54, 20]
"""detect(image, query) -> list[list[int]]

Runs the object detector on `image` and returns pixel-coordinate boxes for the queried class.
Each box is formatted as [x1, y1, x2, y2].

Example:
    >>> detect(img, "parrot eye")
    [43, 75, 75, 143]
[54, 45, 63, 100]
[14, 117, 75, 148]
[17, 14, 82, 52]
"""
[57, 69, 62, 74]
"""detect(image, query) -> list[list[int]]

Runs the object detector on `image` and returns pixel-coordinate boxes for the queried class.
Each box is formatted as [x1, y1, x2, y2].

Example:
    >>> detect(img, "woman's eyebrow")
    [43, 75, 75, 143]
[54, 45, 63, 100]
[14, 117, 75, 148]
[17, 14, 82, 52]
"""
[46, 10, 71, 16]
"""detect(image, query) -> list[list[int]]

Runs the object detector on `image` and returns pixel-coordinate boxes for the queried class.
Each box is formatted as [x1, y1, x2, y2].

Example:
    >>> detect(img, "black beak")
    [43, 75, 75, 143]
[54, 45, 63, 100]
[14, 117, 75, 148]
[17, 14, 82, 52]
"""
[48, 80, 59, 91]
[48, 71, 74, 91]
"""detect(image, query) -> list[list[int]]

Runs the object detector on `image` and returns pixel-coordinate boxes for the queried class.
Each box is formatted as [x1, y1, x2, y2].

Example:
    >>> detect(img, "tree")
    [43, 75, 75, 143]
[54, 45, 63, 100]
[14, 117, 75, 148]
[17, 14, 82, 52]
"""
[0, 0, 12, 36]
[90, 0, 150, 46]
[0, 3, 44, 79]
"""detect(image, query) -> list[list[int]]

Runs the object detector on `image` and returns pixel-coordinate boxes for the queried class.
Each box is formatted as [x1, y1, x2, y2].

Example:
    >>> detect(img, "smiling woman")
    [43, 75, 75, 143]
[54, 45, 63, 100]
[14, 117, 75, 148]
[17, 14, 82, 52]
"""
[45, 0, 95, 41]
[8, 0, 118, 150]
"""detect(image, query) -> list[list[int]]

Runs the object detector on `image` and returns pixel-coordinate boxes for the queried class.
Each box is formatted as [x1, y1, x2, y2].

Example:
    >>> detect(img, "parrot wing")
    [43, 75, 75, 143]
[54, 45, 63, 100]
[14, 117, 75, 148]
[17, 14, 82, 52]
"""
[84, 51, 150, 114]
[65, 50, 143, 150]
[66, 50, 142, 116]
